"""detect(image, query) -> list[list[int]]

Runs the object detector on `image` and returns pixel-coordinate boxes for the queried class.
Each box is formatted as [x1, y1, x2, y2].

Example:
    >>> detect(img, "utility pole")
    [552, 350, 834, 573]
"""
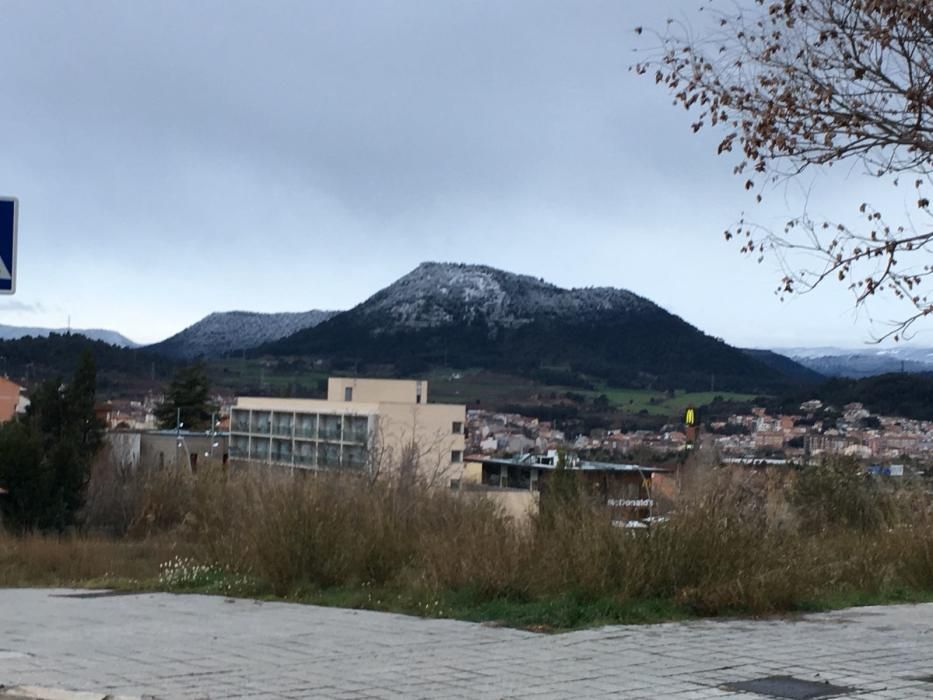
[208, 411, 217, 459]
[175, 407, 182, 469]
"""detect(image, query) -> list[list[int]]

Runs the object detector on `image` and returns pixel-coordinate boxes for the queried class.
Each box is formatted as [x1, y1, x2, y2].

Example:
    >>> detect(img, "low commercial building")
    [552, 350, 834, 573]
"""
[229, 377, 465, 479]
[106, 429, 229, 470]
[460, 451, 670, 525]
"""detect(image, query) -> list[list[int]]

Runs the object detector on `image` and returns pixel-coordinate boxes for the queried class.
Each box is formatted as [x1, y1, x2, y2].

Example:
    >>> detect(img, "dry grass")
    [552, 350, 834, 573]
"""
[2, 456, 933, 625]
[0, 532, 181, 587]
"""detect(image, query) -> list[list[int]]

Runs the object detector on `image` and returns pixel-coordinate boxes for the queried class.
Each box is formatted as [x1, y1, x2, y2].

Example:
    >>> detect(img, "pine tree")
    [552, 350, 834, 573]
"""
[0, 350, 103, 531]
[155, 362, 217, 431]
[0, 419, 45, 530]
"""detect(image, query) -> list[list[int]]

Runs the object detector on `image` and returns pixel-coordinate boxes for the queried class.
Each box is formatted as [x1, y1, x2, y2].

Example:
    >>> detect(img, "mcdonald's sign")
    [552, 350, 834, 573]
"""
[684, 406, 696, 427]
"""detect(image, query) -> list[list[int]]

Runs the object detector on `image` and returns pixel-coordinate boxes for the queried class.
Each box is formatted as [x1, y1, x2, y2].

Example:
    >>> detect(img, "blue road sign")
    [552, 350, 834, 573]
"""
[0, 197, 17, 295]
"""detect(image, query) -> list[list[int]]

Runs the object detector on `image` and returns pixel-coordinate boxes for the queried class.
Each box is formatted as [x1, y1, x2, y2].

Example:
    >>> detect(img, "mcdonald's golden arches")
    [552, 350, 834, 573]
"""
[684, 406, 696, 426]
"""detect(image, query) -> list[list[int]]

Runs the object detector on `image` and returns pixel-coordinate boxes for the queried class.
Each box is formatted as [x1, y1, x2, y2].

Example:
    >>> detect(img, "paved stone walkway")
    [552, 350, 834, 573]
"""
[1, 589, 932, 699]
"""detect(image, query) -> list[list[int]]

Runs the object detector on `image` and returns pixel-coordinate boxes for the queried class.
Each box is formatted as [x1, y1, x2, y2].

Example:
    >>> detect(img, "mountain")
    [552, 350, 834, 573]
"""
[262, 262, 816, 392]
[0, 333, 176, 395]
[741, 349, 825, 384]
[0, 323, 138, 348]
[775, 346, 933, 378]
[148, 310, 339, 359]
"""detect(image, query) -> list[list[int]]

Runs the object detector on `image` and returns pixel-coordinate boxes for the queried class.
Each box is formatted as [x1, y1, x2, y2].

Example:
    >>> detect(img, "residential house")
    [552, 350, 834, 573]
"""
[0, 377, 22, 422]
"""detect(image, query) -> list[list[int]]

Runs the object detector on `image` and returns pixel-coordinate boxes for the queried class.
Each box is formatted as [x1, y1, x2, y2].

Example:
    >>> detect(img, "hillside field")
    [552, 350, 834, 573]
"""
[588, 388, 759, 416]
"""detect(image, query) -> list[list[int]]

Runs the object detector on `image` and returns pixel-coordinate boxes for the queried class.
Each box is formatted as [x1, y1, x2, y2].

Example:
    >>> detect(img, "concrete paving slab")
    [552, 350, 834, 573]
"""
[0, 686, 143, 700]
[1, 590, 932, 698]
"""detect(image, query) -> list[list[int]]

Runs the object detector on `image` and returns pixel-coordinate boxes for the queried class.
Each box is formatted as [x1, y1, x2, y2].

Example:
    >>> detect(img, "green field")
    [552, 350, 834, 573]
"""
[590, 388, 760, 415]
[208, 358, 328, 396]
[427, 369, 544, 405]
[426, 369, 759, 416]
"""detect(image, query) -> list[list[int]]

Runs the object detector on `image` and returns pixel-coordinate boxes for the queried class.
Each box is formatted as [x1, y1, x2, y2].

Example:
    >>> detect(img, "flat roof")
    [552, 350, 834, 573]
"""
[235, 397, 381, 413]
[234, 396, 465, 411]
[473, 455, 671, 474]
[109, 429, 231, 438]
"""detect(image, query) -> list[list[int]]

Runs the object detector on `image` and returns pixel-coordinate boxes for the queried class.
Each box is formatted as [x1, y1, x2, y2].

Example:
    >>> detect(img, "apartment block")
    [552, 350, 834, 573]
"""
[229, 377, 465, 477]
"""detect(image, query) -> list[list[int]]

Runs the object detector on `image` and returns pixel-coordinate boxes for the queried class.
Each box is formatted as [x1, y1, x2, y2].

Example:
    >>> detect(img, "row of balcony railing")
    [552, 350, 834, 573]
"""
[230, 412, 368, 444]
[228, 439, 367, 470]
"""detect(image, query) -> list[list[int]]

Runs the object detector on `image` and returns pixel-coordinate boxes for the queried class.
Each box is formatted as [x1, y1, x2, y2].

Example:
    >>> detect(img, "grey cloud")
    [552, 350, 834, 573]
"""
[0, 0, 910, 346]
[0, 300, 44, 313]
[0, 1, 665, 215]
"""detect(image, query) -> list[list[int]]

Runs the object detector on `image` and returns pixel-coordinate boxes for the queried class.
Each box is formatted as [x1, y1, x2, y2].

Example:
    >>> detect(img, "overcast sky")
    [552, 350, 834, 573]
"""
[0, 0, 926, 348]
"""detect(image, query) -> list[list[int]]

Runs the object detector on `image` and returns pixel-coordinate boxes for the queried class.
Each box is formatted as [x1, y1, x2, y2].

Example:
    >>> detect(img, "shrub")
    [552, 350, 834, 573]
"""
[790, 458, 891, 533]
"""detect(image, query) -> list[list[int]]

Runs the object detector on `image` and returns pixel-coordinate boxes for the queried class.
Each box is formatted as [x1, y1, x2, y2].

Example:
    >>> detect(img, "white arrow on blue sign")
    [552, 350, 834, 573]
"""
[0, 197, 17, 295]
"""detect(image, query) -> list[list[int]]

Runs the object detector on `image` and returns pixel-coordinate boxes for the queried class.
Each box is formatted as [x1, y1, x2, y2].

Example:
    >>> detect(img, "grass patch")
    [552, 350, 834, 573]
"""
[7, 553, 933, 634]
[207, 358, 328, 395]
[3, 459, 933, 632]
[3, 533, 933, 632]
[592, 388, 759, 415]
[274, 585, 695, 630]
[427, 369, 544, 406]
[428, 589, 695, 630]
[797, 587, 933, 613]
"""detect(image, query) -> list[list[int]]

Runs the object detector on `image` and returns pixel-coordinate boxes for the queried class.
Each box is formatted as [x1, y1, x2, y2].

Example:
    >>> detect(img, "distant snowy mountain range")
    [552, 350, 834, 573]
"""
[7, 260, 933, 382]
[0, 323, 139, 348]
[773, 346, 933, 378]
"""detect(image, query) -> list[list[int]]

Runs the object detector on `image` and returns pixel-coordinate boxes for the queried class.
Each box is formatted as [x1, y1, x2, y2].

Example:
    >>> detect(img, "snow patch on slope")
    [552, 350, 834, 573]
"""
[357, 262, 655, 332]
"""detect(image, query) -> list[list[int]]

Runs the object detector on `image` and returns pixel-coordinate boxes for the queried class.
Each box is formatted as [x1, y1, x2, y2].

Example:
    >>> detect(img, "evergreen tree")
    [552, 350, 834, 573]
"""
[548, 449, 580, 504]
[0, 350, 103, 532]
[537, 450, 582, 530]
[0, 419, 45, 530]
[155, 362, 217, 430]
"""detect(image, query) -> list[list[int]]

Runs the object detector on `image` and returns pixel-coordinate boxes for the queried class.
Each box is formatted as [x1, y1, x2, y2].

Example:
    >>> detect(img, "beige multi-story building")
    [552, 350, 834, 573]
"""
[229, 377, 465, 479]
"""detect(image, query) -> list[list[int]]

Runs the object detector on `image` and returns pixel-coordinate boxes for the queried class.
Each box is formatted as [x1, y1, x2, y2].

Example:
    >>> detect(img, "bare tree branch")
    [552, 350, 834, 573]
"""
[635, 0, 933, 339]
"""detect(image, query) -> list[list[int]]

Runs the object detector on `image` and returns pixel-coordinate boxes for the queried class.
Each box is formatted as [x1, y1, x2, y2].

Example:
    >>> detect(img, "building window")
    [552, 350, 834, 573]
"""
[344, 387, 353, 401]
[345, 416, 369, 444]
[451, 450, 462, 464]
[231, 409, 250, 433]
[452, 421, 463, 434]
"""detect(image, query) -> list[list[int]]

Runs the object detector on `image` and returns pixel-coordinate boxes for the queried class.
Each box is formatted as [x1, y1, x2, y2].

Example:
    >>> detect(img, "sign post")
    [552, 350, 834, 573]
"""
[0, 197, 18, 295]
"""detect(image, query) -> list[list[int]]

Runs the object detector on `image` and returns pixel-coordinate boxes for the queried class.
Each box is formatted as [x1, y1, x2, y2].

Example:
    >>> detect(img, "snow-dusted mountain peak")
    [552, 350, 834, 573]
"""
[148, 309, 338, 359]
[358, 262, 654, 331]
